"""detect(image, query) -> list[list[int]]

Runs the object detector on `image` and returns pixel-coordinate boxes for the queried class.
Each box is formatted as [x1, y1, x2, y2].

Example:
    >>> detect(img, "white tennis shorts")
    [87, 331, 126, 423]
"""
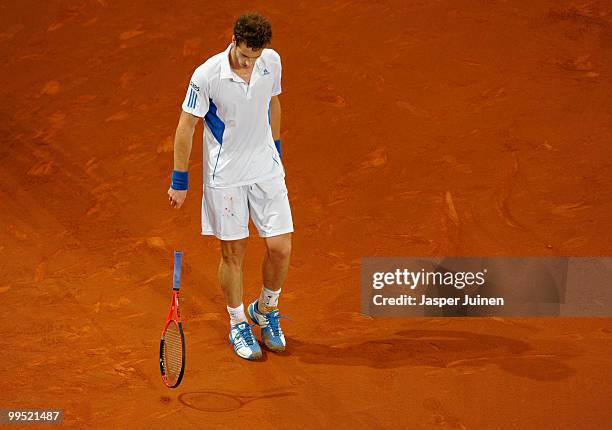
[201, 176, 294, 241]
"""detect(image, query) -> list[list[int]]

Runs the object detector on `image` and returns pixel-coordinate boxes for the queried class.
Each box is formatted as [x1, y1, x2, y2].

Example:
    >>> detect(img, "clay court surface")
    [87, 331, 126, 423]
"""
[1, 0, 611, 428]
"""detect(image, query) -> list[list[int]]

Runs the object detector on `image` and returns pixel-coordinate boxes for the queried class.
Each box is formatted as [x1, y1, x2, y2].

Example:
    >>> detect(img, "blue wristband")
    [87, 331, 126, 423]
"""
[274, 139, 282, 158]
[171, 170, 189, 190]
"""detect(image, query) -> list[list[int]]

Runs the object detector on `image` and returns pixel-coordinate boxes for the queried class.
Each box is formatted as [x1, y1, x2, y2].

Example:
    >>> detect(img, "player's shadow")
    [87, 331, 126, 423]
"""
[285, 329, 575, 381]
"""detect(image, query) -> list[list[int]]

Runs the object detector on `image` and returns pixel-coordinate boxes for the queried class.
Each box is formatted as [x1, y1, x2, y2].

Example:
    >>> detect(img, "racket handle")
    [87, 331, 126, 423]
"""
[173, 250, 183, 291]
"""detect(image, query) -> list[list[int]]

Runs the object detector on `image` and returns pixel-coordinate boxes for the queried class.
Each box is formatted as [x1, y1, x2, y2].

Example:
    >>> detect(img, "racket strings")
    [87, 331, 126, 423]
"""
[163, 324, 184, 377]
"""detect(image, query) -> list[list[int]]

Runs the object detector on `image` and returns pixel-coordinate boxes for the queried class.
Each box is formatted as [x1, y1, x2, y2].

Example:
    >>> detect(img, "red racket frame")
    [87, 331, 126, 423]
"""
[159, 251, 186, 388]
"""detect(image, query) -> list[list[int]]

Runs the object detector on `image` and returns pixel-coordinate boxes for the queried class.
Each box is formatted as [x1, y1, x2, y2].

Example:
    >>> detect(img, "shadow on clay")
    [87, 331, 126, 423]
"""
[285, 329, 576, 381]
[178, 390, 297, 412]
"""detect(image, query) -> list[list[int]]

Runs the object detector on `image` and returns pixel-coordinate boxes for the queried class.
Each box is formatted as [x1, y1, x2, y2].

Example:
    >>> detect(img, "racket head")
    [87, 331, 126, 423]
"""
[159, 319, 186, 388]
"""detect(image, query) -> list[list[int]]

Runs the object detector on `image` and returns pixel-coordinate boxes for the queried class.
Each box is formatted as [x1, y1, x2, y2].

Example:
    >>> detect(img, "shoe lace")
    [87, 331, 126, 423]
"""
[236, 323, 257, 346]
[265, 311, 287, 337]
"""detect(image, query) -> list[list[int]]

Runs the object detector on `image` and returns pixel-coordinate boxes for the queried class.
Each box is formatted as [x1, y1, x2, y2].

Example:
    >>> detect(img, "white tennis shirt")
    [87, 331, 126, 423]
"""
[182, 43, 284, 188]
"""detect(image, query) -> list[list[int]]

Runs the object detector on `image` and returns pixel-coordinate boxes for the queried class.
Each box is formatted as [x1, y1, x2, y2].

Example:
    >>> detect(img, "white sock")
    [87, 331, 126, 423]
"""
[227, 303, 247, 326]
[259, 286, 281, 311]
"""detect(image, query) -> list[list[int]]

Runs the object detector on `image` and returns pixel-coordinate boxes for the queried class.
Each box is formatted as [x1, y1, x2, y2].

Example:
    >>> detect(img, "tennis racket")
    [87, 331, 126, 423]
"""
[159, 250, 186, 388]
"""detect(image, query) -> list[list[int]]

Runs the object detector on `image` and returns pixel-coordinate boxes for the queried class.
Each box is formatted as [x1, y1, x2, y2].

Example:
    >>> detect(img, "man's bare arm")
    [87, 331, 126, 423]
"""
[174, 110, 199, 171]
[168, 110, 199, 209]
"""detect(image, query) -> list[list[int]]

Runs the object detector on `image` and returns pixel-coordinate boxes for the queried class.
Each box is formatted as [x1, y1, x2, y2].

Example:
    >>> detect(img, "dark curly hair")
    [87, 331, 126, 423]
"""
[233, 12, 272, 50]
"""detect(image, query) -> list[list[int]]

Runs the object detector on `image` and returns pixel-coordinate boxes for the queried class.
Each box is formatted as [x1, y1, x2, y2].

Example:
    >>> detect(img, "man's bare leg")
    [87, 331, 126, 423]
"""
[260, 233, 292, 312]
[246, 233, 291, 351]
[219, 238, 248, 320]
[221, 238, 262, 360]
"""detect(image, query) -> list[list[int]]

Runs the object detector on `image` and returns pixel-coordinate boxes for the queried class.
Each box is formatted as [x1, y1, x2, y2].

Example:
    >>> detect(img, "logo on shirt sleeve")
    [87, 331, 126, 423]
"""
[187, 81, 199, 109]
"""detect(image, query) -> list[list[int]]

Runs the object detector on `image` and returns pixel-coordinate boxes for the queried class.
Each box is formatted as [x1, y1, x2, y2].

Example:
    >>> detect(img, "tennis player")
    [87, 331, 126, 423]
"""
[167, 12, 292, 360]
